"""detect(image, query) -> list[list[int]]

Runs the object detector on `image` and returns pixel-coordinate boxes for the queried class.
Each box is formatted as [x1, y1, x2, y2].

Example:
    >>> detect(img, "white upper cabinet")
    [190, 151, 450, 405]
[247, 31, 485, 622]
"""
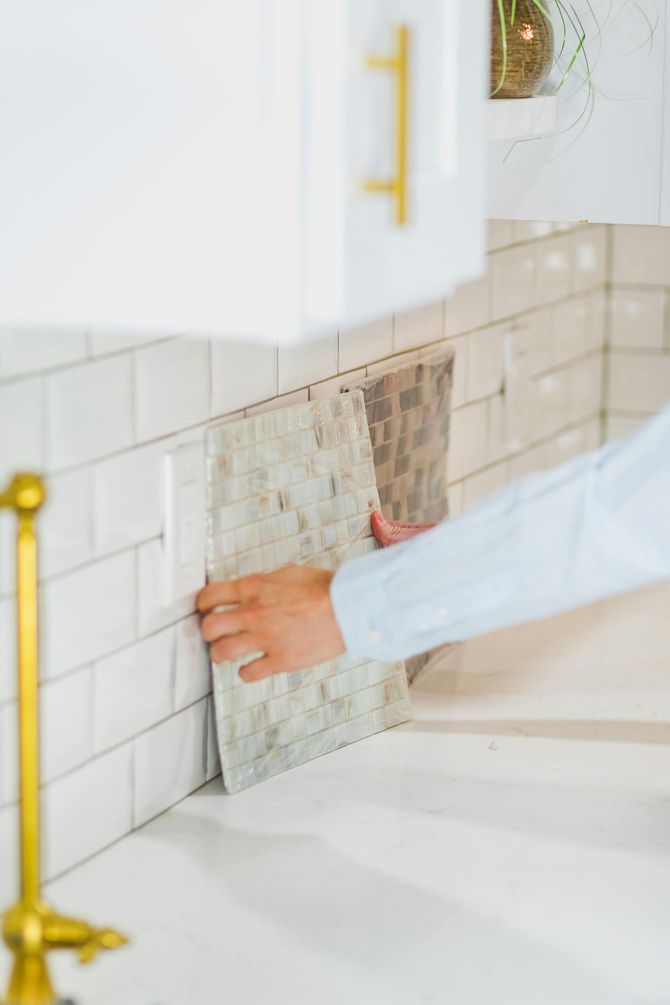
[489, 2, 669, 226]
[0, 0, 488, 342]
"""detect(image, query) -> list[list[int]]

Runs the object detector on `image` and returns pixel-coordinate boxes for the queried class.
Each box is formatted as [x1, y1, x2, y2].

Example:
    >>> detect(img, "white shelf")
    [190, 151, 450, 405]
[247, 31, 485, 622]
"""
[488, 95, 559, 141]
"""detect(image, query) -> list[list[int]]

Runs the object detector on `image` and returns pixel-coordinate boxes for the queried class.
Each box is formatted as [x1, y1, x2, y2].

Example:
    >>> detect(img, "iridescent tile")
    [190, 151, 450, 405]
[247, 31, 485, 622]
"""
[206, 391, 411, 794]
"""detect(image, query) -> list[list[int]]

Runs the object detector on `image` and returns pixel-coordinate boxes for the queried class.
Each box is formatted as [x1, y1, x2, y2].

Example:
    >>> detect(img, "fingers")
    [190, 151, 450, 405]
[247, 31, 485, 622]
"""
[197, 580, 242, 612]
[239, 656, 282, 683]
[370, 510, 436, 547]
[200, 608, 248, 643]
[197, 574, 265, 613]
[371, 510, 394, 546]
[210, 633, 261, 665]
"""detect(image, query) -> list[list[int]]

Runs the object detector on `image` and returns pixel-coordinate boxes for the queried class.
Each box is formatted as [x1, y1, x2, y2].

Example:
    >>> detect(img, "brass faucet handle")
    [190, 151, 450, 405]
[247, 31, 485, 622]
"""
[77, 929, 128, 965]
[42, 910, 128, 965]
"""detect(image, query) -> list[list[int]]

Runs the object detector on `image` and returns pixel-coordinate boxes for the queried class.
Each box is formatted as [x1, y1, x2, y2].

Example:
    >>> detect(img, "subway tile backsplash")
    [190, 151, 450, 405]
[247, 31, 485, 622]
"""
[0, 220, 621, 885]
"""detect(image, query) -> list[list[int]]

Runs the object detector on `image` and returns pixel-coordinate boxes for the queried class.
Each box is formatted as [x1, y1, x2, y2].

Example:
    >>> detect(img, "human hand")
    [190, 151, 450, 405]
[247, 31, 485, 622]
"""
[198, 566, 345, 683]
[371, 511, 436, 547]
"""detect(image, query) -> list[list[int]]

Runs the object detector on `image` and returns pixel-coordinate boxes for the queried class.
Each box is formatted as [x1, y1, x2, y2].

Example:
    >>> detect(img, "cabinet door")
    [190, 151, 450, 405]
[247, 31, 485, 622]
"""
[305, 0, 489, 331]
[0, 0, 487, 341]
[488, 3, 668, 226]
[0, 1, 294, 336]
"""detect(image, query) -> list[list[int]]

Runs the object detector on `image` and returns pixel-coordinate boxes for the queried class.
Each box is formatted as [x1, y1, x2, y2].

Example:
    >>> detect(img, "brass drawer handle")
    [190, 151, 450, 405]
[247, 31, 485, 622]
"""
[362, 24, 410, 226]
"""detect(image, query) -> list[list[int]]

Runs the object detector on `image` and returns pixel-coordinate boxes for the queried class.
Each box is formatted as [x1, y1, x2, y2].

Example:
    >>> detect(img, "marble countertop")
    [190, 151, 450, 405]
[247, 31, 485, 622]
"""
[3, 614, 670, 1005]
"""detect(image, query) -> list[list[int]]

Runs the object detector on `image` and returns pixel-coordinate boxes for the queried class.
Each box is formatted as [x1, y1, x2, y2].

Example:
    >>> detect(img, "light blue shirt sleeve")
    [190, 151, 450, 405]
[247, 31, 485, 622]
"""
[330, 405, 670, 662]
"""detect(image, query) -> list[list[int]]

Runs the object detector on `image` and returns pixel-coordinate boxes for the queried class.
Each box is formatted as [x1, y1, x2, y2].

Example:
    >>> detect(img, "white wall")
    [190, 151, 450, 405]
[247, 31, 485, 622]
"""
[0, 221, 608, 897]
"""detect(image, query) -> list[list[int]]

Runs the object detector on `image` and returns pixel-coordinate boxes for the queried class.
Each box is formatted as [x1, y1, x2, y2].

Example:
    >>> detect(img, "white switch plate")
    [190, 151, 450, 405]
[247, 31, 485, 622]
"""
[162, 441, 206, 606]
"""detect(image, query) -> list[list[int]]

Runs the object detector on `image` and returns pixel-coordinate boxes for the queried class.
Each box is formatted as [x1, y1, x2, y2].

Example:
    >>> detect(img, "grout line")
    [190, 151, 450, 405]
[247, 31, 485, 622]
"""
[0, 335, 180, 389]
[2, 694, 212, 808]
[447, 412, 602, 489]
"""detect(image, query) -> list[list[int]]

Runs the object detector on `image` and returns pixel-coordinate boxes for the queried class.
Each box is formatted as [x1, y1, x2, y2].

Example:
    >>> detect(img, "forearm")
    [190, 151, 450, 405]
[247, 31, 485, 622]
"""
[331, 407, 670, 661]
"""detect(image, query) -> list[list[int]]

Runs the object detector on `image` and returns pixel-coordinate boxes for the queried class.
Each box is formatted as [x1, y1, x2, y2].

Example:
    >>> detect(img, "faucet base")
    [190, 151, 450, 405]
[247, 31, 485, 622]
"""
[4, 953, 54, 1005]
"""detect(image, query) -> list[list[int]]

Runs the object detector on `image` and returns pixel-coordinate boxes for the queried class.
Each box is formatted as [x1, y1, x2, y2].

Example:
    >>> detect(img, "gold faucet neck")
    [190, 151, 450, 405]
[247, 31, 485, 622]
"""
[1, 473, 127, 1005]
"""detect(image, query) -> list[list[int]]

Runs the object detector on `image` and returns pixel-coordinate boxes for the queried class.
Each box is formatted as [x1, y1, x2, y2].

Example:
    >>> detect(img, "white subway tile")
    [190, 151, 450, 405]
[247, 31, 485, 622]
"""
[610, 288, 666, 350]
[137, 539, 195, 638]
[568, 355, 602, 424]
[467, 324, 504, 401]
[366, 349, 420, 377]
[133, 699, 207, 826]
[43, 551, 136, 679]
[246, 388, 308, 415]
[487, 220, 514, 252]
[93, 628, 174, 753]
[309, 368, 366, 401]
[44, 744, 133, 878]
[278, 334, 337, 394]
[490, 245, 536, 321]
[553, 290, 606, 362]
[445, 275, 490, 337]
[0, 671, 86, 795]
[551, 425, 590, 465]
[46, 356, 133, 470]
[512, 221, 554, 242]
[0, 330, 87, 378]
[506, 309, 553, 378]
[0, 597, 16, 704]
[487, 392, 512, 463]
[532, 371, 570, 440]
[447, 482, 465, 515]
[0, 805, 18, 907]
[134, 337, 210, 442]
[205, 696, 222, 781]
[0, 511, 14, 597]
[508, 442, 548, 480]
[211, 340, 277, 415]
[445, 336, 467, 409]
[448, 402, 488, 481]
[393, 302, 443, 352]
[40, 468, 92, 579]
[583, 417, 602, 451]
[608, 352, 670, 414]
[536, 233, 572, 303]
[584, 290, 607, 354]
[606, 413, 646, 441]
[41, 668, 92, 784]
[611, 225, 670, 286]
[463, 462, 508, 509]
[339, 318, 393, 372]
[573, 226, 607, 292]
[552, 297, 593, 367]
[175, 615, 210, 711]
[92, 442, 163, 556]
[89, 333, 170, 356]
[0, 378, 44, 483]
[0, 701, 17, 807]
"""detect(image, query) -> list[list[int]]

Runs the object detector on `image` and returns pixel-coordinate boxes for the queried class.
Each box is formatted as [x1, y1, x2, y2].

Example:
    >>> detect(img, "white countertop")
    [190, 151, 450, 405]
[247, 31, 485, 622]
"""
[3, 612, 670, 1005]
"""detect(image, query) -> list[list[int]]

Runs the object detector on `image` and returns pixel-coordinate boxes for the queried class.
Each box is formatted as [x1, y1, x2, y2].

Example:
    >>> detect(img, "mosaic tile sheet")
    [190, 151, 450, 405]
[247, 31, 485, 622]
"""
[206, 393, 411, 794]
[343, 348, 454, 524]
[344, 350, 455, 684]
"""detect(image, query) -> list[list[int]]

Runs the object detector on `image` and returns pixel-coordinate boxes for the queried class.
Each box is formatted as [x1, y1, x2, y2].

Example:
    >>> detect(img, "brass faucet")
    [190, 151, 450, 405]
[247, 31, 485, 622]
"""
[1, 474, 128, 1005]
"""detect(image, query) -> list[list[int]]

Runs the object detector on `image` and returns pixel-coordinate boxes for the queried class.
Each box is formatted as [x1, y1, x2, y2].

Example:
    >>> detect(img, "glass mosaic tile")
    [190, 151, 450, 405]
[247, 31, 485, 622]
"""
[206, 392, 411, 794]
[343, 348, 454, 524]
[343, 350, 455, 684]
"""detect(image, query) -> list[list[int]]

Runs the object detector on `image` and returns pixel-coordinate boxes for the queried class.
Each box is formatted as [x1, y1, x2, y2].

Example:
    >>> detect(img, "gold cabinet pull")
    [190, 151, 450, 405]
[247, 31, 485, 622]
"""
[362, 24, 410, 226]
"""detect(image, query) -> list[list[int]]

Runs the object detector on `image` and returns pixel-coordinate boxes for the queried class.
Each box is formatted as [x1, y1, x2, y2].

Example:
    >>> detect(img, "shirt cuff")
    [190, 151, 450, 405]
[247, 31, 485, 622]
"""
[330, 550, 390, 661]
